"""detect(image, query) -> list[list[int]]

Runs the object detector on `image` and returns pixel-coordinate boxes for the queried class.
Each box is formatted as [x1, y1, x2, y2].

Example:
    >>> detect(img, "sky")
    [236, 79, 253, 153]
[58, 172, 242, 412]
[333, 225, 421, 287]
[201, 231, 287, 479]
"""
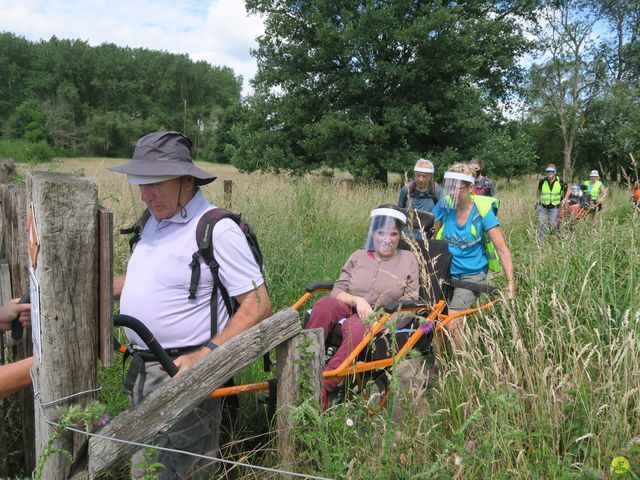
[0, 0, 265, 95]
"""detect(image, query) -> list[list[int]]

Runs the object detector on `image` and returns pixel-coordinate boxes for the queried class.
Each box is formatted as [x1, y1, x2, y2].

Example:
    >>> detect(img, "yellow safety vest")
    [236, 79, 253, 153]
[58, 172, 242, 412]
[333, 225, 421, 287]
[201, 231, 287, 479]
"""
[585, 180, 602, 202]
[435, 195, 501, 273]
[540, 179, 563, 206]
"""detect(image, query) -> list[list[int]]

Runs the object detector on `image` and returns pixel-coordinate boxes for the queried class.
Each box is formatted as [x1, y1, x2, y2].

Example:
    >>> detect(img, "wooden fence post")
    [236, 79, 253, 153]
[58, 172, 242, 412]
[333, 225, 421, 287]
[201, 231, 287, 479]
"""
[0, 158, 15, 183]
[27, 172, 99, 480]
[275, 328, 324, 469]
[0, 178, 34, 476]
[223, 179, 233, 209]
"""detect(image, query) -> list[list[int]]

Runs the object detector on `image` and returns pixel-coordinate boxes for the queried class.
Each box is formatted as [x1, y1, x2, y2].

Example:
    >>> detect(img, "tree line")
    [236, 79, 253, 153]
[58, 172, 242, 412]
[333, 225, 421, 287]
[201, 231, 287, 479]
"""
[0, 33, 241, 160]
[1, 0, 639, 183]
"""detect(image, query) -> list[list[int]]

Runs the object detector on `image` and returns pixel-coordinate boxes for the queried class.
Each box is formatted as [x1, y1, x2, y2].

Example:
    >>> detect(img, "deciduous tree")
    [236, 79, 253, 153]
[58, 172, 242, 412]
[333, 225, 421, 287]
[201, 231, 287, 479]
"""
[236, 0, 538, 182]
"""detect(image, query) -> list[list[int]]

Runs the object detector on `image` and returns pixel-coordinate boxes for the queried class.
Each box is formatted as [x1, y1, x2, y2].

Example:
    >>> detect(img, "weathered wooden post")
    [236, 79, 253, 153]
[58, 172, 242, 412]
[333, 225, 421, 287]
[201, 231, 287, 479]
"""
[0, 158, 15, 183]
[223, 179, 233, 209]
[275, 328, 324, 468]
[0, 169, 34, 476]
[27, 172, 99, 480]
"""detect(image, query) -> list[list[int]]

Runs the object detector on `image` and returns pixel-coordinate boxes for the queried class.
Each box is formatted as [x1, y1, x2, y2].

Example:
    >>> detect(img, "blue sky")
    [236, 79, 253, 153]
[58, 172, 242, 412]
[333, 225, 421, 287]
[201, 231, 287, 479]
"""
[0, 0, 265, 94]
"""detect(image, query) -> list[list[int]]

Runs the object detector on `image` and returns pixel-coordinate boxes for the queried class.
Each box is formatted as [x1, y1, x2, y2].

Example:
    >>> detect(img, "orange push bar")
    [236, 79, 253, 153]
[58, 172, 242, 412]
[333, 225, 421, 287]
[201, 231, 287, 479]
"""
[323, 300, 445, 381]
[291, 291, 313, 311]
[113, 294, 498, 399]
[435, 297, 503, 330]
[205, 296, 504, 399]
[210, 381, 269, 398]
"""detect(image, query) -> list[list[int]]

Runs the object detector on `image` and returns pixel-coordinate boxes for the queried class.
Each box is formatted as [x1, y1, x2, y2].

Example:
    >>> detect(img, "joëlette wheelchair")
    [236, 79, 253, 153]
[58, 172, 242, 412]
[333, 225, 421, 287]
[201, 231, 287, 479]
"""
[295, 234, 451, 409]
[114, 208, 502, 413]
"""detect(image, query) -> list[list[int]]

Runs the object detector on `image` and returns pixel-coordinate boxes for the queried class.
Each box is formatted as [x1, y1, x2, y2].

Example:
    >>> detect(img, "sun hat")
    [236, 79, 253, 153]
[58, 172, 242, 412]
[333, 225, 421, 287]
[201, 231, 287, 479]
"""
[110, 131, 217, 186]
[414, 158, 434, 174]
[589, 170, 599, 177]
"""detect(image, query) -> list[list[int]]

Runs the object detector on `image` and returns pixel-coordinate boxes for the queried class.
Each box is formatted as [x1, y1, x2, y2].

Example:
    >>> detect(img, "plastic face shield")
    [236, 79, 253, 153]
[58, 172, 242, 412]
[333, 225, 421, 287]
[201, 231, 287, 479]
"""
[365, 208, 407, 257]
[439, 172, 475, 209]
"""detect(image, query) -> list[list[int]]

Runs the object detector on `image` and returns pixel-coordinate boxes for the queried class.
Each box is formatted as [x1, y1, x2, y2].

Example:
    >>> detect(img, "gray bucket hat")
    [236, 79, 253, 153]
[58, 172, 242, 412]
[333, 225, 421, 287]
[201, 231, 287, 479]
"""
[110, 131, 216, 186]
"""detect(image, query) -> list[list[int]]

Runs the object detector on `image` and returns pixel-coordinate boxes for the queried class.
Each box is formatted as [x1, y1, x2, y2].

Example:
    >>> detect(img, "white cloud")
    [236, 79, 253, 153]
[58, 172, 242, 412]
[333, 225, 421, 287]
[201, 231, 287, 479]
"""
[0, 0, 264, 95]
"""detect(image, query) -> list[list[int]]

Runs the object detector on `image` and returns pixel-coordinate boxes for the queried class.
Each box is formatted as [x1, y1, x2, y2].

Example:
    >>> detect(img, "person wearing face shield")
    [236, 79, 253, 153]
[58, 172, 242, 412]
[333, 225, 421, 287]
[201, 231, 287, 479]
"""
[432, 164, 514, 353]
[567, 185, 590, 208]
[398, 158, 441, 239]
[305, 205, 419, 409]
[468, 158, 496, 197]
[560, 184, 591, 223]
[535, 164, 567, 242]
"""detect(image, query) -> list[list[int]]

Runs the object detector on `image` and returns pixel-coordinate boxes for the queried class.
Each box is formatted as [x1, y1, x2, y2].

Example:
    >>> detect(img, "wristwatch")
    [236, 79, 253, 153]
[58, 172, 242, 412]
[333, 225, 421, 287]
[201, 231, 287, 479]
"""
[205, 342, 218, 351]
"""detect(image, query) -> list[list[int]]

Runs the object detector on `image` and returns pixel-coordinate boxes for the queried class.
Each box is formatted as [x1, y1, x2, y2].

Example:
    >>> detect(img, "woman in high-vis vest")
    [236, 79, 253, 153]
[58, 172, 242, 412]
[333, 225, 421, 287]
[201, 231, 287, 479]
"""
[584, 170, 606, 211]
[536, 164, 567, 242]
[432, 163, 514, 354]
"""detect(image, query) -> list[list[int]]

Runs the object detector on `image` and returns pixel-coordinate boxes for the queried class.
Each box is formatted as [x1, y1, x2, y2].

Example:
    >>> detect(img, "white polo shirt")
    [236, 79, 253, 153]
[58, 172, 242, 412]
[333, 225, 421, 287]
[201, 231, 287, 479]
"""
[121, 190, 265, 349]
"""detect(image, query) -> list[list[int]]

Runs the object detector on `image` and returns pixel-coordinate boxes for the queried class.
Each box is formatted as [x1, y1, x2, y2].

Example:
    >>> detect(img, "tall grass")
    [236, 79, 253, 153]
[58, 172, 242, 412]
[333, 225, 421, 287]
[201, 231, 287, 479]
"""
[24, 159, 640, 479]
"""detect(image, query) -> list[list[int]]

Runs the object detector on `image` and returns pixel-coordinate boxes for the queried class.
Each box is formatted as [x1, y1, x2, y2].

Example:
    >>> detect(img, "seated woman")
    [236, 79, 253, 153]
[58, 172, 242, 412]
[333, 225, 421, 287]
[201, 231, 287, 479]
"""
[305, 205, 419, 409]
[562, 184, 591, 221]
[432, 163, 515, 353]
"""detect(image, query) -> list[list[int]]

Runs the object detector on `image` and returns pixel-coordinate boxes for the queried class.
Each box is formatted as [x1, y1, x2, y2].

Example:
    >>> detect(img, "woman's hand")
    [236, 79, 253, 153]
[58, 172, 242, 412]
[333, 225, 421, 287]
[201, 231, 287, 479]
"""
[0, 301, 31, 331]
[353, 296, 373, 320]
[335, 292, 373, 320]
[487, 227, 515, 301]
[505, 287, 515, 300]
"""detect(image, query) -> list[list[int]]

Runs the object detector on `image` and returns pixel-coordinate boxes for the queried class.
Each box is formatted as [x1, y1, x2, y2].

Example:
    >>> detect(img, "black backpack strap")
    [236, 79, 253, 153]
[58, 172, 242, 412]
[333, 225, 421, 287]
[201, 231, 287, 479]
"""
[120, 209, 151, 251]
[190, 209, 240, 339]
[190, 208, 268, 377]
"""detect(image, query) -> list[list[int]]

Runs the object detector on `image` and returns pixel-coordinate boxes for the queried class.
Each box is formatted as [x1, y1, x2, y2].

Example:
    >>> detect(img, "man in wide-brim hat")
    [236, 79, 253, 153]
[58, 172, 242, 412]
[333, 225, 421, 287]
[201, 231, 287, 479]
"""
[111, 131, 271, 479]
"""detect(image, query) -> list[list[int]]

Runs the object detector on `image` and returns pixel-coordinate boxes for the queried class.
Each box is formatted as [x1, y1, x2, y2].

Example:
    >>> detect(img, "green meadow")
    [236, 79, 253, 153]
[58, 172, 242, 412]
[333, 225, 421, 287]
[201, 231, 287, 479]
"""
[19, 159, 640, 479]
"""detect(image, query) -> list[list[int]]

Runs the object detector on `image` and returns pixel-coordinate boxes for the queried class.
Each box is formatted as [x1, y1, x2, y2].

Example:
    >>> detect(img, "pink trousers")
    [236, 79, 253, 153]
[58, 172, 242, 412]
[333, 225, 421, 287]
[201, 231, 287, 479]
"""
[305, 296, 368, 403]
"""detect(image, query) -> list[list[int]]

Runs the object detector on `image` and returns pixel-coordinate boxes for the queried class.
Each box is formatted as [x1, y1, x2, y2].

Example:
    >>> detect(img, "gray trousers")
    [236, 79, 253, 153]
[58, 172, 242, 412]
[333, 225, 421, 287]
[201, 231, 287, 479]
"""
[130, 361, 221, 480]
[448, 271, 488, 311]
[537, 205, 559, 242]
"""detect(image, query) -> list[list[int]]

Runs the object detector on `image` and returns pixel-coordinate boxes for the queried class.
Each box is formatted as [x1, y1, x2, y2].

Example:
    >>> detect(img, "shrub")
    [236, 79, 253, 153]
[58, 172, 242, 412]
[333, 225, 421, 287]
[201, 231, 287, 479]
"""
[0, 138, 56, 164]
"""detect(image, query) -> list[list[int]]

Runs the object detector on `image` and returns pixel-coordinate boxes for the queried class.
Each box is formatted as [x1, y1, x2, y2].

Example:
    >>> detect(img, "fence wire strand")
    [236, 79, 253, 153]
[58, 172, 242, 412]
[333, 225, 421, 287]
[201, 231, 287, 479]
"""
[33, 389, 333, 480]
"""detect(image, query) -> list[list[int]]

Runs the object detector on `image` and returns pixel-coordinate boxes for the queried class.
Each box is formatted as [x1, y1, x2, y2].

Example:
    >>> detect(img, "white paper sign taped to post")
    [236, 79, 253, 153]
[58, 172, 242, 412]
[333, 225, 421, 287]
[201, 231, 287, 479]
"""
[29, 267, 42, 362]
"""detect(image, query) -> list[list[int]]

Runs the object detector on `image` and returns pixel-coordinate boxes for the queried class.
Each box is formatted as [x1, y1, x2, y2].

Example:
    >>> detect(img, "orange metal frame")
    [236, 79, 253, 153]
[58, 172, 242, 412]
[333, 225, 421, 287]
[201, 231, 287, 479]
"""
[116, 289, 501, 399]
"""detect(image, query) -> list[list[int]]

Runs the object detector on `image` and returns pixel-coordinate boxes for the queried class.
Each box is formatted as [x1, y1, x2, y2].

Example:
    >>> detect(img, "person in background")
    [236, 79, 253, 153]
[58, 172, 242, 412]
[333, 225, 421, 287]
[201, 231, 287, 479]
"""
[559, 184, 591, 224]
[305, 205, 419, 409]
[584, 170, 606, 211]
[398, 158, 441, 239]
[0, 300, 32, 400]
[632, 181, 640, 209]
[535, 164, 567, 242]
[432, 163, 514, 353]
[468, 158, 496, 197]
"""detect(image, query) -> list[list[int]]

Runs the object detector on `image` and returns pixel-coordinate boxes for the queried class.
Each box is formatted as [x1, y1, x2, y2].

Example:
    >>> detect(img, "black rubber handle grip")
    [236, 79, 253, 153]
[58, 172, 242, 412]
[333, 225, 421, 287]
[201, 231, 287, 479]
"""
[305, 281, 335, 293]
[11, 292, 30, 341]
[113, 313, 179, 377]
